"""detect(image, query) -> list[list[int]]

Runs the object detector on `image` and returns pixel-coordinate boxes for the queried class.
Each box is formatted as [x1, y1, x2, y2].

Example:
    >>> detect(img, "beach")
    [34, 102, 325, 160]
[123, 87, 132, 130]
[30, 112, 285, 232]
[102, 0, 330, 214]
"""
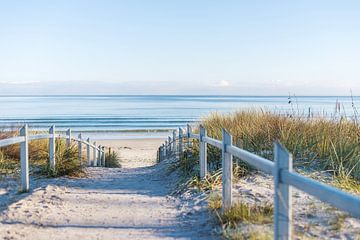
[0, 138, 215, 240]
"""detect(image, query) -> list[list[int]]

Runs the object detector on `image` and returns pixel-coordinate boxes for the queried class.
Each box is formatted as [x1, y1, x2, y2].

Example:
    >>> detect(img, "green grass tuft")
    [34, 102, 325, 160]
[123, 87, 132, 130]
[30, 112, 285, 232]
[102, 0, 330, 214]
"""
[105, 150, 121, 168]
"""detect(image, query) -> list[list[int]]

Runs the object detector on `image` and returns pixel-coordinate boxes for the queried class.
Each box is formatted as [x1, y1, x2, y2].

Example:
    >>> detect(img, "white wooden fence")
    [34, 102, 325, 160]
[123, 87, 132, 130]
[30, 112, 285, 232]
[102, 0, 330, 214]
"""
[0, 125, 106, 192]
[158, 124, 360, 240]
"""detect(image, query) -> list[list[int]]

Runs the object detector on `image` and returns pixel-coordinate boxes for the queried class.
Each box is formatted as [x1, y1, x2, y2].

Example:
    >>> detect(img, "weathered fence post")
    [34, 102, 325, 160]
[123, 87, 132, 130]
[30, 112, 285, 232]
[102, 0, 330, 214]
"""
[20, 125, 29, 192]
[172, 130, 177, 153]
[87, 138, 91, 166]
[78, 134, 82, 165]
[101, 146, 105, 166]
[187, 124, 192, 159]
[97, 145, 101, 166]
[274, 142, 293, 240]
[49, 125, 56, 171]
[179, 128, 183, 156]
[93, 142, 97, 166]
[66, 128, 71, 148]
[168, 136, 172, 154]
[222, 128, 233, 212]
[165, 140, 168, 157]
[199, 125, 207, 179]
[162, 144, 166, 160]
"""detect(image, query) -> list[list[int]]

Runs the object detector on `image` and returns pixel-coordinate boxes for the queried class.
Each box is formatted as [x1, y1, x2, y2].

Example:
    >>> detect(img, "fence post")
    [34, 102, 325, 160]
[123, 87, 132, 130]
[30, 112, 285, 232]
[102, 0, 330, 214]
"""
[179, 128, 183, 156]
[222, 128, 233, 212]
[87, 138, 91, 166]
[49, 125, 56, 171]
[162, 144, 165, 160]
[274, 142, 293, 240]
[78, 134, 82, 166]
[172, 130, 177, 153]
[165, 140, 168, 157]
[101, 146, 105, 166]
[66, 128, 71, 148]
[168, 136, 172, 154]
[199, 125, 207, 179]
[93, 142, 97, 166]
[20, 125, 29, 192]
[97, 145, 101, 166]
[187, 124, 192, 159]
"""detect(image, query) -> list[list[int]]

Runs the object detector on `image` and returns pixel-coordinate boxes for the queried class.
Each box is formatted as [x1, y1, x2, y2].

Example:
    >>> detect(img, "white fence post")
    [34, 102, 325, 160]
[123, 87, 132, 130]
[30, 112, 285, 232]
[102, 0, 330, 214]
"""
[78, 134, 82, 165]
[222, 128, 233, 212]
[101, 146, 105, 166]
[274, 142, 293, 240]
[66, 128, 71, 148]
[199, 125, 207, 179]
[49, 125, 56, 171]
[87, 138, 91, 166]
[187, 124, 192, 159]
[165, 140, 168, 157]
[162, 144, 166, 160]
[97, 145, 101, 166]
[179, 128, 183, 156]
[93, 142, 97, 167]
[172, 130, 177, 153]
[168, 136, 172, 154]
[20, 125, 29, 192]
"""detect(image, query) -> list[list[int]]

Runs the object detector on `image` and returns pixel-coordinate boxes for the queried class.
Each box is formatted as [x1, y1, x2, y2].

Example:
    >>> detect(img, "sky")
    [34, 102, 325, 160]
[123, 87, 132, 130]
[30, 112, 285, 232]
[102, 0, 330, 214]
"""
[0, 0, 359, 95]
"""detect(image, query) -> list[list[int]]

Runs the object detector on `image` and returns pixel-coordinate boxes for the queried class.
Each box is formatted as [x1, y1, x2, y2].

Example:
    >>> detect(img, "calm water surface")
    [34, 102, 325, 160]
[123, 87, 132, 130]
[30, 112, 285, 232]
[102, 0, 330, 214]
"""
[0, 95, 358, 137]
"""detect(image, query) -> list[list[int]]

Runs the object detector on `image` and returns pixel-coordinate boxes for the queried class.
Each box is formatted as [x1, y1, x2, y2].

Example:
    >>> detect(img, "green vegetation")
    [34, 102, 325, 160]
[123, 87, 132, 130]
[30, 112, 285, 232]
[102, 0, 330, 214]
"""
[0, 130, 85, 177]
[39, 141, 85, 177]
[202, 110, 360, 182]
[209, 194, 273, 228]
[105, 150, 121, 168]
[169, 110, 360, 239]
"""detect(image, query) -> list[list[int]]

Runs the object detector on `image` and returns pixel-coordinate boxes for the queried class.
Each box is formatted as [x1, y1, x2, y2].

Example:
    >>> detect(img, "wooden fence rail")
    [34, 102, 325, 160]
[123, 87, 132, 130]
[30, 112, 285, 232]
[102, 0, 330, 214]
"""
[0, 125, 107, 192]
[157, 124, 360, 240]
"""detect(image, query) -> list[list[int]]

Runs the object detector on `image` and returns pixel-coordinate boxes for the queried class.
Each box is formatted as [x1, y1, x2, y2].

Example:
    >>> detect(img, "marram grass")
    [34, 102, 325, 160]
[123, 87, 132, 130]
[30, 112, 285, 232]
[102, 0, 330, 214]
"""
[201, 110, 360, 181]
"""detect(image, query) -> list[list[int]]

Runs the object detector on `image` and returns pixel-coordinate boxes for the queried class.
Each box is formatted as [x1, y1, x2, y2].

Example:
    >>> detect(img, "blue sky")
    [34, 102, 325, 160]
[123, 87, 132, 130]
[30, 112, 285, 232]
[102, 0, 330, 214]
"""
[0, 1, 359, 95]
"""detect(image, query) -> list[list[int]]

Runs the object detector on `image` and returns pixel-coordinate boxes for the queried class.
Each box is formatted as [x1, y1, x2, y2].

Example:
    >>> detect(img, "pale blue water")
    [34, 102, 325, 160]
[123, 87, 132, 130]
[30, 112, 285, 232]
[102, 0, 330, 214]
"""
[0, 95, 358, 134]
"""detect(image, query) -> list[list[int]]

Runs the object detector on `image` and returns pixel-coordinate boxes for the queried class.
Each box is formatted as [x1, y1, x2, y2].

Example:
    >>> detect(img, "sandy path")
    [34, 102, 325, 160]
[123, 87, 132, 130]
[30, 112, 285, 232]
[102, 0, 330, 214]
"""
[0, 139, 215, 240]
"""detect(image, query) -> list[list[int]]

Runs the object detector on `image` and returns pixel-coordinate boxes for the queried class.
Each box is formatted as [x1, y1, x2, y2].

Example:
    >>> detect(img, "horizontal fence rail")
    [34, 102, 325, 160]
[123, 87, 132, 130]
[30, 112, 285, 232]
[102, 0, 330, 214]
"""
[157, 124, 360, 240]
[0, 125, 108, 192]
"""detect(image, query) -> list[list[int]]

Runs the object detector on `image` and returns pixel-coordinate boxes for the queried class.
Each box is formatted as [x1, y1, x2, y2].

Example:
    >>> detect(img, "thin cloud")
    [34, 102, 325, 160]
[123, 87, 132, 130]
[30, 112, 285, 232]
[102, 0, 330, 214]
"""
[0, 80, 41, 85]
[213, 80, 230, 87]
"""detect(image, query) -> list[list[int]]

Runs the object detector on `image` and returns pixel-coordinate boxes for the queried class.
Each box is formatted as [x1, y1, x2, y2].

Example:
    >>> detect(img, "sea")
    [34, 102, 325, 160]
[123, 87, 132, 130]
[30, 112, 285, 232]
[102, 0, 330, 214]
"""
[0, 95, 358, 139]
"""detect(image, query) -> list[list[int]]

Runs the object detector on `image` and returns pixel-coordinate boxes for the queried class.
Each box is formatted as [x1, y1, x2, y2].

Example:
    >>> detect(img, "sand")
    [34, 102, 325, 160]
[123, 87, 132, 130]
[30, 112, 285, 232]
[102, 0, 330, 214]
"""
[0, 139, 216, 240]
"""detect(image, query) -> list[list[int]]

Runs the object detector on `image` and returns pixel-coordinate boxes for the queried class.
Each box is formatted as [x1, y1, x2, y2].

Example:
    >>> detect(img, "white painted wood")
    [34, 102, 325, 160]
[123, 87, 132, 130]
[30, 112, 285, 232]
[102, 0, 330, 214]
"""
[66, 128, 71, 148]
[226, 145, 274, 174]
[0, 136, 25, 147]
[78, 134, 82, 166]
[49, 125, 56, 171]
[93, 141, 97, 167]
[199, 125, 207, 179]
[274, 142, 292, 240]
[20, 125, 29, 192]
[172, 130, 177, 153]
[186, 124, 192, 159]
[222, 129, 233, 212]
[168, 136, 172, 153]
[28, 134, 52, 141]
[178, 128, 183, 155]
[186, 124, 192, 145]
[282, 169, 360, 218]
[204, 136, 222, 149]
[87, 138, 91, 166]
[97, 145, 101, 166]
[101, 146, 105, 166]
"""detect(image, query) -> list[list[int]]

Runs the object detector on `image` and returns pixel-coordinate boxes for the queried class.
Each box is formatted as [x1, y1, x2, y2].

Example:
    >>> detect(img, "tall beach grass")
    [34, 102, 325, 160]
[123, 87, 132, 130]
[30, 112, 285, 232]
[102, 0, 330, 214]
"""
[201, 110, 360, 181]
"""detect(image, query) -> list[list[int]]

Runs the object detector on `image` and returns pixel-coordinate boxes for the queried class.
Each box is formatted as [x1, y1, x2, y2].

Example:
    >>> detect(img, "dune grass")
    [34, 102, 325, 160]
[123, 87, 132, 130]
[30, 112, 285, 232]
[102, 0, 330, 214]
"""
[0, 130, 84, 177]
[209, 194, 273, 227]
[201, 110, 360, 183]
[105, 150, 122, 168]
